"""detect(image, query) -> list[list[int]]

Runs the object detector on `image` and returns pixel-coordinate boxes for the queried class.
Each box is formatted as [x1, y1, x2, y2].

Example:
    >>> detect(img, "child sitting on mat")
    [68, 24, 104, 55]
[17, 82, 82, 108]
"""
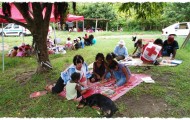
[108, 60, 131, 87]
[65, 72, 87, 109]
[105, 53, 117, 66]
[132, 39, 143, 58]
[90, 53, 111, 83]
[66, 72, 87, 101]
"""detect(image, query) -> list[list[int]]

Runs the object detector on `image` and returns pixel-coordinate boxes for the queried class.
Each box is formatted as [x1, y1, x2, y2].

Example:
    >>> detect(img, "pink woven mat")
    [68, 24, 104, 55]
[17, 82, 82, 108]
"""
[58, 74, 150, 101]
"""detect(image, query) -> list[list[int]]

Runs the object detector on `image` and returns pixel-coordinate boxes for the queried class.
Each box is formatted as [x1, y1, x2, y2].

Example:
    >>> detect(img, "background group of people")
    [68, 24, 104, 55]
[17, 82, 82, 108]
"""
[47, 33, 97, 55]
[7, 33, 98, 57]
[64, 33, 97, 50]
[113, 34, 179, 65]
[7, 43, 33, 57]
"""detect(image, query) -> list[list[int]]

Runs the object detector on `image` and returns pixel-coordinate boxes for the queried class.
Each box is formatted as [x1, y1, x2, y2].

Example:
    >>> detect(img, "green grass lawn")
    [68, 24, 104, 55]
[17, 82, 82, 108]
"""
[0, 30, 190, 117]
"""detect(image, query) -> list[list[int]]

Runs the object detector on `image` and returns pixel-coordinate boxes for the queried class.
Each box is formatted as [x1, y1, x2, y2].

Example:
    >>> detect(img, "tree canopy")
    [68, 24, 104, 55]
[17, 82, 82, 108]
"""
[119, 2, 165, 20]
[83, 3, 116, 20]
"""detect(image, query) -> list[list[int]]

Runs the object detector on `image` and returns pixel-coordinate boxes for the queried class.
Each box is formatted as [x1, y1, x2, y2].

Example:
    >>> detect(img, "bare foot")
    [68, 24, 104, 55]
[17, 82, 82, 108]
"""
[45, 84, 54, 92]
[76, 104, 84, 109]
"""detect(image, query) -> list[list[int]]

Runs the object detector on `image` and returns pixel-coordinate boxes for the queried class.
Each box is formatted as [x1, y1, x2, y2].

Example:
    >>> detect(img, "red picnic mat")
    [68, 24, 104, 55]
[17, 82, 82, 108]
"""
[58, 74, 150, 101]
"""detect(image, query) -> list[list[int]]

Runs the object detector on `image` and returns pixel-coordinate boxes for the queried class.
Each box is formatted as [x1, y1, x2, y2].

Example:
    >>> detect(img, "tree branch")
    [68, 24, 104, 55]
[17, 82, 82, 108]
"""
[44, 3, 52, 27]
[32, 3, 43, 21]
[0, 15, 27, 28]
[14, 3, 34, 28]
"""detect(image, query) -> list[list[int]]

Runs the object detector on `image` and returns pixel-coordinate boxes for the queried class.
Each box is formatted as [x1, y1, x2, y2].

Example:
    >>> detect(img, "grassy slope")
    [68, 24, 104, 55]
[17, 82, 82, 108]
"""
[0, 31, 190, 117]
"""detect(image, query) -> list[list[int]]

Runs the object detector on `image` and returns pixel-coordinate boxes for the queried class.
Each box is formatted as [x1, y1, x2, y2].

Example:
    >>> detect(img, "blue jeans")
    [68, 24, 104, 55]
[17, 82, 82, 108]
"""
[162, 50, 170, 56]
[115, 77, 126, 87]
[80, 41, 85, 48]
[113, 70, 131, 87]
[105, 72, 111, 79]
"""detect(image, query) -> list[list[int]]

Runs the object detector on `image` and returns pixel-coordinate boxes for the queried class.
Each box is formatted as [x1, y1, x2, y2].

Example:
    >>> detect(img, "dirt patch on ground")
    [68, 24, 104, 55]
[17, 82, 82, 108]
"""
[114, 94, 168, 117]
[112, 71, 175, 117]
[14, 70, 35, 85]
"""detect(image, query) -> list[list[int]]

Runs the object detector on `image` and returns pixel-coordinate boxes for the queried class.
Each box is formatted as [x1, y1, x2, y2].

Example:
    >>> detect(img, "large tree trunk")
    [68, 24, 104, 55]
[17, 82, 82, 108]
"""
[33, 32, 52, 73]
[31, 3, 53, 73]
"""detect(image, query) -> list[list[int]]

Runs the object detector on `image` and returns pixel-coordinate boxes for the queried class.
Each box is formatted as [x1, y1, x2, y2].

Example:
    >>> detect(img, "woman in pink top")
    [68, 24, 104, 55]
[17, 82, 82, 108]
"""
[16, 47, 24, 57]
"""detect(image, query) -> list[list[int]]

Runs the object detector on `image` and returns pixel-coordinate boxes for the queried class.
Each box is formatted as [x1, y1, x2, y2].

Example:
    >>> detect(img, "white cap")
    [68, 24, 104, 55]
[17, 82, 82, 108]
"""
[118, 40, 125, 45]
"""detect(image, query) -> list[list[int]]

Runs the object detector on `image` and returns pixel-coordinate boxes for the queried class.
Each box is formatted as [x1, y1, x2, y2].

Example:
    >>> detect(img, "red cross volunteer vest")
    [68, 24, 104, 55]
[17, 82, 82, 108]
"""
[140, 42, 162, 63]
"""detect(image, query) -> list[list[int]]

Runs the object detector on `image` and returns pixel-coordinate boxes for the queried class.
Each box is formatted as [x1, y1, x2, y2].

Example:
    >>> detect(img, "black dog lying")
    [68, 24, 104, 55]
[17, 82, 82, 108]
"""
[79, 93, 118, 118]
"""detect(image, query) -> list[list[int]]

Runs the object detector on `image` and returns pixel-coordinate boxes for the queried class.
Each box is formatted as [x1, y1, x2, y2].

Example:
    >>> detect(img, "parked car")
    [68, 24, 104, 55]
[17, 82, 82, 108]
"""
[162, 22, 190, 36]
[0, 23, 31, 37]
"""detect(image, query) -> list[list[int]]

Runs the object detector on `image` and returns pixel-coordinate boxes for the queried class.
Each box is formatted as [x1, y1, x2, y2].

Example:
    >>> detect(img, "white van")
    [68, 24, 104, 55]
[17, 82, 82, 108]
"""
[0, 23, 31, 37]
[162, 22, 190, 36]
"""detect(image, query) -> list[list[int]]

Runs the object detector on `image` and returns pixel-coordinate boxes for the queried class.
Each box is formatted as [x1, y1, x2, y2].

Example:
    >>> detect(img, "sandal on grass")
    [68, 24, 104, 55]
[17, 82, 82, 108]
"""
[76, 104, 84, 109]
[30, 91, 47, 98]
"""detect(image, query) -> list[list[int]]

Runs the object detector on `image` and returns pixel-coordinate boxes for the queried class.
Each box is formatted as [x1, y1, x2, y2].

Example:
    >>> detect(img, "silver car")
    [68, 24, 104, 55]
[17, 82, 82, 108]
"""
[0, 23, 31, 37]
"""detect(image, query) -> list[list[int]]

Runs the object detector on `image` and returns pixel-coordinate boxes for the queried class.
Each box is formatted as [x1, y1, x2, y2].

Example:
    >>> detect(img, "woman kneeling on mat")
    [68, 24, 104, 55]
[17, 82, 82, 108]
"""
[108, 60, 131, 87]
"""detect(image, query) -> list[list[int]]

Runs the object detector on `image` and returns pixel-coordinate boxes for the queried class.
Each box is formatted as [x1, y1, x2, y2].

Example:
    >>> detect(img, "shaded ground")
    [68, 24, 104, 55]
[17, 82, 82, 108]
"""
[114, 94, 168, 117]
[113, 69, 174, 117]
[14, 70, 35, 85]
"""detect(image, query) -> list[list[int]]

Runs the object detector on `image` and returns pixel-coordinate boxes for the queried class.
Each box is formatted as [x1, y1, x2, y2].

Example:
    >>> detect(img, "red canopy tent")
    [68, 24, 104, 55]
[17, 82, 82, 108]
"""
[0, 4, 84, 23]
[66, 14, 84, 22]
[0, 3, 26, 23]
[1, 4, 61, 23]
[66, 14, 84, 32]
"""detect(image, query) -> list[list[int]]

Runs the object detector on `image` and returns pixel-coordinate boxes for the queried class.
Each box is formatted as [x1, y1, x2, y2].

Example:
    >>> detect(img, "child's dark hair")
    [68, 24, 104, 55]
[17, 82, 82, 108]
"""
[106, 53, 116, 61]
[13, 46, 18, 50]
[71, 72, 81, 82]
[154, 38, 163, 46]
[78, 37, 81, 40]
[136, 39, 142, 45]
[73, 55, 84, 65]
[95, 53, 104, 61]
[106, 53, 113, 61]
[109, 60, 118, 70]
[67, 37, 71, 40]
[89, 34, 94, 41]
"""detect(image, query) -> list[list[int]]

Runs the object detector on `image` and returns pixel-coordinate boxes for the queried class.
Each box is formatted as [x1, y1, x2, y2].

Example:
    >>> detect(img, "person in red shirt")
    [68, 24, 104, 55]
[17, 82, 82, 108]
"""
[140, 38, 163, 65]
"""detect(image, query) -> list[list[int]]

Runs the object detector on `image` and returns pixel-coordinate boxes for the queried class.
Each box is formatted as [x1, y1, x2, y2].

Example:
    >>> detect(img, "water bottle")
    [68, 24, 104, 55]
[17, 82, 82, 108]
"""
[170, 53, 173, 59]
